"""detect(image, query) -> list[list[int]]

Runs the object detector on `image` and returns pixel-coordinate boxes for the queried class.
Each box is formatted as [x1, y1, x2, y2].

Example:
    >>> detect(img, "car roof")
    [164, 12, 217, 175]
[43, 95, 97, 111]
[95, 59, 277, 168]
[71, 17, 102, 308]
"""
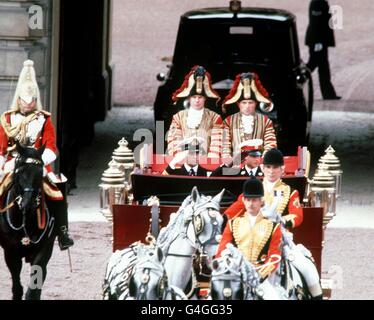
[181, 7, 296, 23]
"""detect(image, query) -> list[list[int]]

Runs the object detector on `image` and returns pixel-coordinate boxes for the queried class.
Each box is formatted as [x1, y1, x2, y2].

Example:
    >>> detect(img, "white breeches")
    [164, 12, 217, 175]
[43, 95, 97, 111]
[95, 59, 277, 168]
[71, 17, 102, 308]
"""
[283, 244, 322, 297]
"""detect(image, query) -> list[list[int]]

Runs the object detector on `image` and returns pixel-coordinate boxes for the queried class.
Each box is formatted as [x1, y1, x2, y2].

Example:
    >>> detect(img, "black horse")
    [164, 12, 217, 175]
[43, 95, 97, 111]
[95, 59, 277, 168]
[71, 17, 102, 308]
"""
[0, 142, 57, 300]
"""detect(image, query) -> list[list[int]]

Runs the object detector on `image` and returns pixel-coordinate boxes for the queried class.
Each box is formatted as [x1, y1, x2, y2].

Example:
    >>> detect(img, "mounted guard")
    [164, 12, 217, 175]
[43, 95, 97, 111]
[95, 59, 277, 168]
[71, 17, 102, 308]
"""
[0, 60, 73, 250]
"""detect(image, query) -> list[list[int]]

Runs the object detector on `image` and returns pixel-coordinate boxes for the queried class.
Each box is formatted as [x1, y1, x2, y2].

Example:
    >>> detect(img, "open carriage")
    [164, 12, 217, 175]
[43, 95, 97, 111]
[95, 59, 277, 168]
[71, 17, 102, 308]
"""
[100, 143, 340, 299]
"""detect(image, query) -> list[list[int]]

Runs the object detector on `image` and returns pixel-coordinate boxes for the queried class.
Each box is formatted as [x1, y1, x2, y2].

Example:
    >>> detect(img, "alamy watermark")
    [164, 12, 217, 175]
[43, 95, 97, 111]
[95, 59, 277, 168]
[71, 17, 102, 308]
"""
[28, 5, 43, 30]
[329, 5, 343, 30]
[29, 265, 43, 289]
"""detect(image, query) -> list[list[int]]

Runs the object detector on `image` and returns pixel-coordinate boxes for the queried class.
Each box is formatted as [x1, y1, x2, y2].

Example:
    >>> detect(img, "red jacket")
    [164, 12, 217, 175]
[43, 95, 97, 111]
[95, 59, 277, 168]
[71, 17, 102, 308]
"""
[0, 111, 58, 172]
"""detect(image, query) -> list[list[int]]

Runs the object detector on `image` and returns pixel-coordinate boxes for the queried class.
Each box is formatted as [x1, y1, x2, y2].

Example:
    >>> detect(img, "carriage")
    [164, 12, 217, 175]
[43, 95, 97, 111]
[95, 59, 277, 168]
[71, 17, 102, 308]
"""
[100, 143, 339, 299]
[101, 1, 340, 300]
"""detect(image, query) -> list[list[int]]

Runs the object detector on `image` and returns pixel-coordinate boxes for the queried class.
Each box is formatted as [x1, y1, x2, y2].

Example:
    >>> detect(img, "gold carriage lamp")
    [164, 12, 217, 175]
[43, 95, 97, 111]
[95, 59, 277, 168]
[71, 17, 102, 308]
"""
[112, 138, 135, 184]
[318, 146, 343, 198]
[99, 160, 127, 221]
[309, 163, 336, 228]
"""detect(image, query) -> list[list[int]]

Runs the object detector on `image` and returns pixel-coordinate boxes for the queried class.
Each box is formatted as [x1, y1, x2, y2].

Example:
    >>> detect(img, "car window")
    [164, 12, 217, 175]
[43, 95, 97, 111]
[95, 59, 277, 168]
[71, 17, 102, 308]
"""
[173, 20, 297, 70]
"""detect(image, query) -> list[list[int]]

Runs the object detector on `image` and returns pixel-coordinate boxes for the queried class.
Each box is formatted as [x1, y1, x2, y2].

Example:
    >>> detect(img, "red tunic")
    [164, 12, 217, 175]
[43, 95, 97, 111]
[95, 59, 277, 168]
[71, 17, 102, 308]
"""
[0, 111, 58, 172]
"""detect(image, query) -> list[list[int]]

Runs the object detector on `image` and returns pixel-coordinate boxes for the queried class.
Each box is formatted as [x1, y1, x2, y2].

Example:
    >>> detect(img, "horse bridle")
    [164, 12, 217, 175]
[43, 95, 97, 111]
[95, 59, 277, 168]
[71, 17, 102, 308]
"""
[166, 202, 221, 258]
[130, 261, 168, 300]
[211, 255, 263, 300]
[211, 262, 245, 300]
[5, 156, 51, 244]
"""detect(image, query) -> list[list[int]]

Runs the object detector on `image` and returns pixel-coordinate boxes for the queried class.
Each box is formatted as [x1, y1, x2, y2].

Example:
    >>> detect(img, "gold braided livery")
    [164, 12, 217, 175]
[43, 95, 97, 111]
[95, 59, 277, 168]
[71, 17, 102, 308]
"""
[167, 108, 222, 157]
[264, 180, 291, 216]
[222, 112, 277, 157]
[231, 213, 273, 265]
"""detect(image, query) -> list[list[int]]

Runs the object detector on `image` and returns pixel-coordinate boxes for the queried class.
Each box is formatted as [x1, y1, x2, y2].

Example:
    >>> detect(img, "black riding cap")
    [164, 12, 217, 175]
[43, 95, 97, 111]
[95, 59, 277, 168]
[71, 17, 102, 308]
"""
[263, 148, 284, 166]
[243, 177, 264, 198]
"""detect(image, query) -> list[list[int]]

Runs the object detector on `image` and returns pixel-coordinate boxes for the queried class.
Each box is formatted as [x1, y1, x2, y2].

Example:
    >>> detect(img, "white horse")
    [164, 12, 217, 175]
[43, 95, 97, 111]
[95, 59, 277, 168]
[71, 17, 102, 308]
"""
[210, 244, 288, 300]
[102, 243, 186, 300]
[262, 200, 323, 300]
[156, 187, 225, 297]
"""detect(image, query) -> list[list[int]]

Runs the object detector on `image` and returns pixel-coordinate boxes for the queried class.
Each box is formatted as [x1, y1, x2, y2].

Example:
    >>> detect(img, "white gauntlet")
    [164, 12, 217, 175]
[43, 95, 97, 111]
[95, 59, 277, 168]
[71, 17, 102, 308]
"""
[41, 148, 57, 166]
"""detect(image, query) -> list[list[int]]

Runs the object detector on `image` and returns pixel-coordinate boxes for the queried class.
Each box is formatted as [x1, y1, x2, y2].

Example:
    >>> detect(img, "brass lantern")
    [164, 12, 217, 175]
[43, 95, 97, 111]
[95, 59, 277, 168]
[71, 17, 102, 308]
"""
[112, 138, 135, 183]
[318, 146, 343, 198]
[309, 163, 336, 227]
[99, 160, 127, 221]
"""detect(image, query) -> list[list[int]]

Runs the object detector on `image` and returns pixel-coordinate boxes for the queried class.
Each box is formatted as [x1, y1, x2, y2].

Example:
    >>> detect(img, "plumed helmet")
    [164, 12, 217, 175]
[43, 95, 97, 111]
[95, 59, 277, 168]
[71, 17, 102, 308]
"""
[172, 65, 220, 103]
[222, 72, 273, 113]
[243, 177, 264, 198]
[10, 60, 43, 111]
[263, 148, 284, 166]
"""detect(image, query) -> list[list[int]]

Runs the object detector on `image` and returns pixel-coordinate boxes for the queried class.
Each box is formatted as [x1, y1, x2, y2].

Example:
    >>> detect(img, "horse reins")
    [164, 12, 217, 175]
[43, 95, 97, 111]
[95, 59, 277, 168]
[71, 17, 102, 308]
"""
[0, 195, 21, 214]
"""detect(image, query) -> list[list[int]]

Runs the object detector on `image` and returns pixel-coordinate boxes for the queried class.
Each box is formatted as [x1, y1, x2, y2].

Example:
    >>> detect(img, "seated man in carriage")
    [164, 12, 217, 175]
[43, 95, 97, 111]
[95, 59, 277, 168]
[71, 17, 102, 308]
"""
[0, 60, 74, 250]
[162, 137, 209, 176]
[221, 72, 277, 158]
[166, 65, 223, 158]
[210, 139, 264, 177]
[216, 177, 282, 280]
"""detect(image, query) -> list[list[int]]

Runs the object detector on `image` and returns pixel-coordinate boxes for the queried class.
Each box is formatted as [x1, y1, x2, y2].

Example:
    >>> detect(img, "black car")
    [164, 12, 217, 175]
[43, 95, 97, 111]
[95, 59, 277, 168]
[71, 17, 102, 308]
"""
[154, 4, 313, 155]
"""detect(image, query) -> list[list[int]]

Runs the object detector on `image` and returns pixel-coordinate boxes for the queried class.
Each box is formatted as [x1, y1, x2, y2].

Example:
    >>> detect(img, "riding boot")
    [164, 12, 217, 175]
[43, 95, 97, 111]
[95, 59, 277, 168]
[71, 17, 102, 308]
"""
[45, 182, 74, 250]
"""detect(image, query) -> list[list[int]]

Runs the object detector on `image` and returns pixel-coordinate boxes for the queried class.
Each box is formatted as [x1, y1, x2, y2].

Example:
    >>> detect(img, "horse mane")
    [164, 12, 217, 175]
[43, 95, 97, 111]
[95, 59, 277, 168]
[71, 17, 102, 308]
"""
[156, 196, 191, 252]
[225, 244, 260, 295]
[104, 243, 160, 300]
[157, 193, 220, 253]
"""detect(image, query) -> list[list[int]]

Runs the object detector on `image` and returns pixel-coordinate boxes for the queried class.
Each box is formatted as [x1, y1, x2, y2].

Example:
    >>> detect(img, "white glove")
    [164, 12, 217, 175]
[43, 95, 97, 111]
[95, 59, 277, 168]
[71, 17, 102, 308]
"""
[314, 43, 323, 52]
[262, 197, 280, 222]
[169, 150, 189, 169]
[41, 149, 57, 166]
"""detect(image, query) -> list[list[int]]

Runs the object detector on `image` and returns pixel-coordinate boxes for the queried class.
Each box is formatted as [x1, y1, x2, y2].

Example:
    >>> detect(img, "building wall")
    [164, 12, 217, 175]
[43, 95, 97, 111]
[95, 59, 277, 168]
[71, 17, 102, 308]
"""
[0, 0, 56, 116]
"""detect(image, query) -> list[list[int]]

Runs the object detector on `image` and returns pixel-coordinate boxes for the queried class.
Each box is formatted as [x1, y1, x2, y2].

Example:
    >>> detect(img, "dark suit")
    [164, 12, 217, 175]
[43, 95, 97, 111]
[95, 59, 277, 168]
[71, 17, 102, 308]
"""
[163, 164, 208, 177]
[305, 0, 338, 99]
[210, 165, 263, 177]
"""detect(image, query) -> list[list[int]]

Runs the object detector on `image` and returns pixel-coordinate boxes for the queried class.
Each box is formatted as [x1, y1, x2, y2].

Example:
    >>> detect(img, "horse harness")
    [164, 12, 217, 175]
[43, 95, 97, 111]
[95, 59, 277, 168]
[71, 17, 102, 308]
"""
[1, 156, 53, 245]
[166, 204, 221, 259]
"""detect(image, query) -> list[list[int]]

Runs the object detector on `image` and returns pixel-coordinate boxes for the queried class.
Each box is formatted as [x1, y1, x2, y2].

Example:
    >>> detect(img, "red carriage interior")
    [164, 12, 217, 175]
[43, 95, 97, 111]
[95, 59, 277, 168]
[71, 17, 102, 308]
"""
[112, 204, 323, 275]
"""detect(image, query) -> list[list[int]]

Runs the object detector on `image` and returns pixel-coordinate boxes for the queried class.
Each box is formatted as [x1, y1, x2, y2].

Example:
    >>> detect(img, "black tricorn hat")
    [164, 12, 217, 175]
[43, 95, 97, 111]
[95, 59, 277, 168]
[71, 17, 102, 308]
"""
[263, 148, 284, 166]
[172, 65, 220, 102]
[243, 177, 264, 198]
